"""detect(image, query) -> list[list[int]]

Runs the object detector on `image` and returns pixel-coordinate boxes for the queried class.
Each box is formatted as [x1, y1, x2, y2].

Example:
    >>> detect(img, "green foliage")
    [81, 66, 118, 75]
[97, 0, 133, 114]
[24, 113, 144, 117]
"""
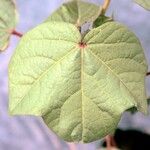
[9, 19, 147, 142]
[0, 0, 18, 51]
[93, 15, 113, 28]
[47, 0, 100, 26]
[148, 97, 150, 105]
[134, 0, 150, 10]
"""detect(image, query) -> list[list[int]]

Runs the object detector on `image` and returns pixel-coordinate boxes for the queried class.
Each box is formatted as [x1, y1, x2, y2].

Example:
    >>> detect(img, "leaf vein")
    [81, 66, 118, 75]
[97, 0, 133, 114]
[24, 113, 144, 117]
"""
[87, 48, 137, 102]
[11, 46, 78, 112]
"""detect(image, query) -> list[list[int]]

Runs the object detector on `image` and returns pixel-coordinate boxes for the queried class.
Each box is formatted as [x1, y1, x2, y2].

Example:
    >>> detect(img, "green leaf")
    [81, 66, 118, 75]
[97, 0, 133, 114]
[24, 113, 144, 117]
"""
[46, 0, 100, 26]
[134, 0, 150, 10]
[0, 0, 18, 51]
[9, 21, 147, 143]
[93, 15, 113, 28]
[148, 97, 150, 105]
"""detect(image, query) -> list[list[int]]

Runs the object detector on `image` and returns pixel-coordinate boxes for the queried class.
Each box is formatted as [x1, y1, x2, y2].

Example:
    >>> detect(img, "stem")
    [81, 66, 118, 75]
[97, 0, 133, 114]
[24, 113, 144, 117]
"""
[102, 0, 111, 14]
[105, 135, 117, 150]
[147, 72, 150, 76]
[106, 135, 111, 150]
[11, 30, 23, 38]
[67, 143, 77, 150]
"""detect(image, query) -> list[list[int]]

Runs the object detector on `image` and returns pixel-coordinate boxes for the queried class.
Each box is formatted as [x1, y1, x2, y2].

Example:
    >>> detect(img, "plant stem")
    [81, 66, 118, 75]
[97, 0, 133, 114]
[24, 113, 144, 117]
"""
[102, 0, 111, 14]
[11, 30, 23, 38]
[147, 72, 150, 76]
[106, 135, 111, 150]
[67, 143, 77, 150]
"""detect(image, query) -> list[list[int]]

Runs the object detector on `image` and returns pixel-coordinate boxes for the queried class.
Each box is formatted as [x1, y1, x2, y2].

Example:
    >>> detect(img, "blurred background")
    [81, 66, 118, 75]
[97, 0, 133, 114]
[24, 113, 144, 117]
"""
[0, 0, 150, 149]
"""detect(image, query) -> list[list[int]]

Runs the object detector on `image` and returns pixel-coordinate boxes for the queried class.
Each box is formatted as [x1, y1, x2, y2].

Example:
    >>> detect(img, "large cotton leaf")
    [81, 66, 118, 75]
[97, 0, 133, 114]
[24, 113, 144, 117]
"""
[47, 0, 100, 26]
[134, 0, 150, 10]
[0, 0, 17, 51]
[9, 21, 147, 143]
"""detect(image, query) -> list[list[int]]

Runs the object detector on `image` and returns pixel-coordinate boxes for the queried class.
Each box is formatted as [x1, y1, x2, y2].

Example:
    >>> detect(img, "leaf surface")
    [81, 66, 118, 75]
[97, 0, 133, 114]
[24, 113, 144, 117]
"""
[47, 0, 100, 26]
[134, 0, 150, 10]
[0, 0, 17, 51]
[9, 21, 147, 143]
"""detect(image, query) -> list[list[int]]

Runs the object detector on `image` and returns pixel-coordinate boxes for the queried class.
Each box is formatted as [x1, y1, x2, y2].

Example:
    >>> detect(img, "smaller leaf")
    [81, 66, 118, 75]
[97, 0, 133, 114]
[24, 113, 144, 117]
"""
[134, 0, 150, 11]
[127, 107, 137, 114]
[0, 0, 18, 51]
[46, 0, 101, 26]
[147, 97, 150, 105]
[93, 15, 113, 28]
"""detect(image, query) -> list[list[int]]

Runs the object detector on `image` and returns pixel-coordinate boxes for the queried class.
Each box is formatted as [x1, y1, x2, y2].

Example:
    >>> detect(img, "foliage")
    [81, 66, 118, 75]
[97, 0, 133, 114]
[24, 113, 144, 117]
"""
[0, 0, 17, 51]
[46, 0, 100, 26]
[135, 0, 150, 10]
[8, 0, 148, 143]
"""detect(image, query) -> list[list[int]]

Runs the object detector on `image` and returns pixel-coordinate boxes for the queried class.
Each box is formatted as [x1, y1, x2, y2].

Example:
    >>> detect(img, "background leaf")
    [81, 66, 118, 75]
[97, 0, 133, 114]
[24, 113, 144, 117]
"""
[0, 0, 18, 51]
[46, 0, 100, 26]
[93, 15, 113, 28]
[148, 97, 150, 105]
[134, 0, 150, 10]
[9, 21, 147, 143]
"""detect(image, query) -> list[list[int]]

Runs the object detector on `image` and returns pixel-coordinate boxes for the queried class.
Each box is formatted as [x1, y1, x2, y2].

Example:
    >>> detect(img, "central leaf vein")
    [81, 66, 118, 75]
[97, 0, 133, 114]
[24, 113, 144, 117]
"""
[81, 47, 84, 140]
[87, 48, 137, 104]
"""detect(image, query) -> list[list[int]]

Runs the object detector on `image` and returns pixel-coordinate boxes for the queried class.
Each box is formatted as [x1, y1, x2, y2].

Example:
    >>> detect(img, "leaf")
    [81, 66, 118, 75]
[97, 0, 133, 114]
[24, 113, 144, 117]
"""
[0, 0, 18, 51]
[134, 0, 150, 10]
[9, 21, 147, 143]
[148, 97, 150, 105]
[93, 15, 113, 28]
[46, 0, 100, 26]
